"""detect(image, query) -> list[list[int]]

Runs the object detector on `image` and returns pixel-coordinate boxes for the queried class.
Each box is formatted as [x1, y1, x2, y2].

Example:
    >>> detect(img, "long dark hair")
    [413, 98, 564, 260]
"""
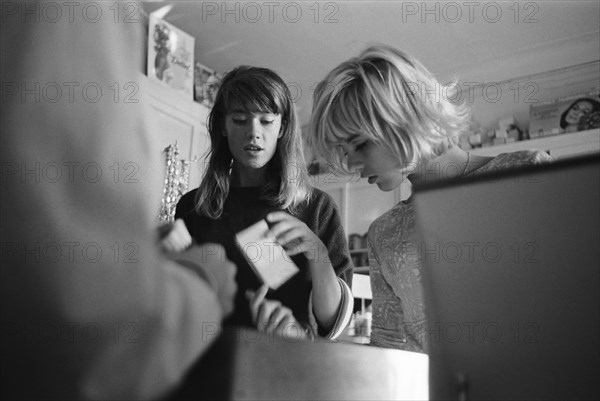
[194, 66, 310, 219]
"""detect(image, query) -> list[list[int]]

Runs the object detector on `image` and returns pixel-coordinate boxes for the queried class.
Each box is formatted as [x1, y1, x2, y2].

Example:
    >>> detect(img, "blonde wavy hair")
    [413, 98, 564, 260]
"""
[309, 44, 470, 174]
[195, 66, 310, 219]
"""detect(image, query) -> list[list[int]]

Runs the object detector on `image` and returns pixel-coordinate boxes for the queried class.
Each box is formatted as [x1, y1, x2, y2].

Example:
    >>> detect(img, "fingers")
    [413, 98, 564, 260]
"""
[266, 213, 325, 260]
[160, 237, 178, 253]
[275, 316, 308, 340]
[257, 303, 293, 334]
[268, 310, 308, 340]
[277, 315, 294, 334]
[218, 259, 238, 317]
[246, 284, 269, 324]
[275, 227, 308, 250]
[284, 243, 308, 256]
[246, 291, 304, 338]
[255, 301, 273, 332]
[266, 212, 300, 237]
[265, 211, 291, 224]
[160, 219, 192, 252]
[264, 305, 290, 334]
[266, 213, 313, 248]
[161, 236, 187, 253]
[172, 219, 192, 248]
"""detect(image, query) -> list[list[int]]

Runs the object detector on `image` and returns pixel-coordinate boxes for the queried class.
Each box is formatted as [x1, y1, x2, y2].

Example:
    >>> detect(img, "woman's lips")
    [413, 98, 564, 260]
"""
[244, 145, 264, 152]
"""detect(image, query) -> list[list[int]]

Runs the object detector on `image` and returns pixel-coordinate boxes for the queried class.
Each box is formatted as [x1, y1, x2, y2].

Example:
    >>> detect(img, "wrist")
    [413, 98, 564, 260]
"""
[308, 246, 331, 273]
[306, 241, 328, 262]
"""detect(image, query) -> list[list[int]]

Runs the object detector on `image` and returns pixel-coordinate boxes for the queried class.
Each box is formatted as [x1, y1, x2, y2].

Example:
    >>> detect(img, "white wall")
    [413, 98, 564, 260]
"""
[439, 33, 600, 131]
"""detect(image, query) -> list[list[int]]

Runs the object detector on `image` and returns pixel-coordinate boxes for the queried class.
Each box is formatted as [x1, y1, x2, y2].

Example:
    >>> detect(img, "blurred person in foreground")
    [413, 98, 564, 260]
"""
[0, 2, 236, 399]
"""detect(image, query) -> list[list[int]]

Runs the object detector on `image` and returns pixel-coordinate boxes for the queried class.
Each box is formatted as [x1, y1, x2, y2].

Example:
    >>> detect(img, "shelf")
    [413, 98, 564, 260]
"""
[354, 266, 369, 274]
[350, 248, 368, 254]
[470, 128, 599, 159]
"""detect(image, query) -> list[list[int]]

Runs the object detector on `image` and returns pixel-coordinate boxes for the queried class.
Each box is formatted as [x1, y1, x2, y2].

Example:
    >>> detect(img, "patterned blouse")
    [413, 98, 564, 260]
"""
[367, 150, 553, 351]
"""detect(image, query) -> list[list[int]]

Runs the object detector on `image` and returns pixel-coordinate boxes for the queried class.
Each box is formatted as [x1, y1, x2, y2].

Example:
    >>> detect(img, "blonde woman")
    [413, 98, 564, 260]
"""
[309, 45, 551, 351]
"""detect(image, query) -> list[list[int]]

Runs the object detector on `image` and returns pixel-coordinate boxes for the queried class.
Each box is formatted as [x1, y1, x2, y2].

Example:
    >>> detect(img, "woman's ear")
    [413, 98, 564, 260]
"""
[278, 120, 286, 138]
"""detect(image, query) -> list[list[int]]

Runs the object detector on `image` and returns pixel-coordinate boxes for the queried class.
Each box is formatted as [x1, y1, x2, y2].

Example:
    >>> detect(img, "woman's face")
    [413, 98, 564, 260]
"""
[224, 110, 282, 172]
[340, 134, 405, 192]
[565, 101, 594, 125]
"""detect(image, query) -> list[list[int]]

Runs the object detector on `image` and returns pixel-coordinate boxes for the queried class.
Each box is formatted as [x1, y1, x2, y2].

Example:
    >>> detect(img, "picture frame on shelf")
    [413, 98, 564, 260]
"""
[147, 14, 195, 99]
[529, 90, 600, 138]
[194, 62, 222, 107]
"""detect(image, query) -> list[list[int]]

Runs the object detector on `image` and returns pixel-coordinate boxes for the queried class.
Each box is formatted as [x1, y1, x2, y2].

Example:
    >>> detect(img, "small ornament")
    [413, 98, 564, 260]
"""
[158, 143, 191, 222]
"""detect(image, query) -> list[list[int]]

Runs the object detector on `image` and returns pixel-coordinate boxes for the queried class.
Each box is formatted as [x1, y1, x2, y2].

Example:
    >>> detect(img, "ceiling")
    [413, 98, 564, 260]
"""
[142, 1, 600, 128]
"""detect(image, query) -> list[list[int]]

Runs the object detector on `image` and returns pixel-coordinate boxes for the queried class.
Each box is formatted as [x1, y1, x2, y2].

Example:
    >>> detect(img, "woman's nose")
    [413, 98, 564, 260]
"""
[246, 119, 262, 139]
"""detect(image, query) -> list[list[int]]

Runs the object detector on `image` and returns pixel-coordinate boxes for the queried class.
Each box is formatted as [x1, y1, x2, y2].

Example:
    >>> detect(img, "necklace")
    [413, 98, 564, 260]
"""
[462, 152, 471, 176]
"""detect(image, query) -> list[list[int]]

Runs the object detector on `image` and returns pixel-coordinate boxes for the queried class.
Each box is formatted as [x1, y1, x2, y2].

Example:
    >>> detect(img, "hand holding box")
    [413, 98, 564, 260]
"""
[236, 219, 300, 290]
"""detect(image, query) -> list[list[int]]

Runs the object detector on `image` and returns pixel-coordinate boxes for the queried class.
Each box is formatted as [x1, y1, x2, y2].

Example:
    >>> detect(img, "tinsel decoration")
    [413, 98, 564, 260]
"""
[158, 143, 191, 222]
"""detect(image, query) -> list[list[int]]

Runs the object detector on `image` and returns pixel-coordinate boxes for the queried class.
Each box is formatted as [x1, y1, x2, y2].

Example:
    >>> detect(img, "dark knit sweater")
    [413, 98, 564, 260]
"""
[175, 186, 353, 330]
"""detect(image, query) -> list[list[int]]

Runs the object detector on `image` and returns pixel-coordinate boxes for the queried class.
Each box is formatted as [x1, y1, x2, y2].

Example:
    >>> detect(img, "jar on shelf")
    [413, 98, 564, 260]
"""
[348, 233, 363, 250]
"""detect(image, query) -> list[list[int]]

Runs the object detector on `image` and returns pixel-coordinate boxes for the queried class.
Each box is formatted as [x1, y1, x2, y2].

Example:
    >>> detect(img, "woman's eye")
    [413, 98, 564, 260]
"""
[261, 120, 274, 125]
[355, 142, 367, 151]
[232, 118, 246, 125]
